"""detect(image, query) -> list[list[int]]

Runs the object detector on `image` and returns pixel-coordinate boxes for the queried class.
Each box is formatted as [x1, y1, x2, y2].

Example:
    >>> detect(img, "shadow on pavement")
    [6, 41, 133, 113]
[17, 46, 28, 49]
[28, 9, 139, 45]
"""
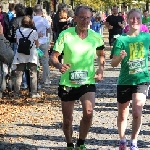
[0, 138, 150, 149]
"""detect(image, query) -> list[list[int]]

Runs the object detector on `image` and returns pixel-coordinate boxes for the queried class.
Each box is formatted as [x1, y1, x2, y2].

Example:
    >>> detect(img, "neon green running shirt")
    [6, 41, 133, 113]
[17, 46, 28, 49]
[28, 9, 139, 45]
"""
[53, 27, 104, 87]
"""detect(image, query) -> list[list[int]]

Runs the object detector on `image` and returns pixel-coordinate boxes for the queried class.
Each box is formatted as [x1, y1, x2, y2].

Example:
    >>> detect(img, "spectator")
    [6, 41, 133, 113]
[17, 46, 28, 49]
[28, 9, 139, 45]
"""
[25, 6, 34, 17]
[33, 6, 51, 87]
[9, 4, 28, 89]
[12, 16, 41, 98]
[25, 6, 41, 91]
[0, 3, 10, 40]
[91, 15, 102, 35]
[58, 9, 69, 33]
[9, 3, 26, 47]
[52, 3, 68, 41]
[8, 3, 15, 22]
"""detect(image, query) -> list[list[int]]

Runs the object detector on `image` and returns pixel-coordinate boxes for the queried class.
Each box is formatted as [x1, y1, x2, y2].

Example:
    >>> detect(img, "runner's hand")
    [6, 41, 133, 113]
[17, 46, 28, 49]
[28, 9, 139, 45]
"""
[58, 63, 71, 74]
[118, 22, 124, 28]
[94, 69, 103, 82]
[120, 50, 127, 60]
[109, 25, 113, 29]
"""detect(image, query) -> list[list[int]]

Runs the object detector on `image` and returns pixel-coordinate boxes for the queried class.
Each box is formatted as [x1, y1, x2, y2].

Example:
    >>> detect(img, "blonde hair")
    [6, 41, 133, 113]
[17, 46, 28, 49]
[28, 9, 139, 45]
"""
[127, 8, 142, 20]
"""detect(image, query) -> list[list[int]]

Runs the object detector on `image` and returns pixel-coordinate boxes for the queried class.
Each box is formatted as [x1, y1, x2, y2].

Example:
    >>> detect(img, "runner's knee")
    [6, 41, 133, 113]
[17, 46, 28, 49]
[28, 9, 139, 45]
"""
[132, 107, 143, 119]
[117, 112, 128, 121]
[63, 116, 73, 126]
[83, 109, 93, 121]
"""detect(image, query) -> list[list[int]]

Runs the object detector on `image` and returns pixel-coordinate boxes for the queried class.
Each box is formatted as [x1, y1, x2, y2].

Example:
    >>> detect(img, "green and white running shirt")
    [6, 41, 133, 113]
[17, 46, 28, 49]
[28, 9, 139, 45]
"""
[53, 27, 104, 87]
[112, 32, 150, 85]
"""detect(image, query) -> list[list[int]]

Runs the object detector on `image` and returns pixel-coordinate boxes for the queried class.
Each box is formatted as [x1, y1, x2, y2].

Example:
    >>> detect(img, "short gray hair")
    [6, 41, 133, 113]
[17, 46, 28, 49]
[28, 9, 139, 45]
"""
[74, 5, 92, 16]
[68, 9, 74, 17]
[34, 4, 41, 9]
[127, 8, 142, 20]
[34, 9, 42, 14]
[34, 4, 42, 13]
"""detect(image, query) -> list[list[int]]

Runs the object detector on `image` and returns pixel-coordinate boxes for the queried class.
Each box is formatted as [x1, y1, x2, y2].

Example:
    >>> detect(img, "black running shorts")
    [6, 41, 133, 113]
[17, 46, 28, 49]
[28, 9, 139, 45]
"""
[117, 82, 149, 104]
[58, 84, 96, 101]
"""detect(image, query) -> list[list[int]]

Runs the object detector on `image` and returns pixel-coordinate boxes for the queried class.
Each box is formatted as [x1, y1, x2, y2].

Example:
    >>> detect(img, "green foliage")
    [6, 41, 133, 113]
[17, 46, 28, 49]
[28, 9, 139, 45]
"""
[25, 0, 37, 7]
[24, 0, 147, 11]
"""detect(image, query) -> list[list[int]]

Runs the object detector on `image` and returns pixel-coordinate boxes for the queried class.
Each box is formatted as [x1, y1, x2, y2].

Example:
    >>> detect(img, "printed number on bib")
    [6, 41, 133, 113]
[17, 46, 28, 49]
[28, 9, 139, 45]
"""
[69, 71, 88, 84]
[128, 58, 146, 74]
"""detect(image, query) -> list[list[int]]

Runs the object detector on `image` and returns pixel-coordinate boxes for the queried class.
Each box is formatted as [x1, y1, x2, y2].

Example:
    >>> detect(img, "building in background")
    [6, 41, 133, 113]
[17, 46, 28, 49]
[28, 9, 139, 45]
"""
[1, 0, 24, 12]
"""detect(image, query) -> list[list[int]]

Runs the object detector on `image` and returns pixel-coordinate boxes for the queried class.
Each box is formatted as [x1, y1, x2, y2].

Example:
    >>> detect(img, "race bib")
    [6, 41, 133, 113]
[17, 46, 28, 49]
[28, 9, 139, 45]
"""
[69, 71, 88, 84]
[128, 58, 146, 74]
[113, 34, 120, 39]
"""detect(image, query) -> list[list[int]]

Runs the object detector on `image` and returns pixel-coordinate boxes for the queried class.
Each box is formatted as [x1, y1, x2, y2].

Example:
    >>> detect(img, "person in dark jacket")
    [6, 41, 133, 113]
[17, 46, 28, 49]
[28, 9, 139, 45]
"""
[52, 3, 68, 42]
[0, 3, 10, 40]
[9, 4, 27, 89]
[9, 4, 26, 45]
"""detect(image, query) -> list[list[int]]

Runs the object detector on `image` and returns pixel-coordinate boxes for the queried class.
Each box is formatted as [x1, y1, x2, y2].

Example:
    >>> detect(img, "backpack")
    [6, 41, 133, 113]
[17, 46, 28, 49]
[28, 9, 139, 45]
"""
[17, 29, 33, 55]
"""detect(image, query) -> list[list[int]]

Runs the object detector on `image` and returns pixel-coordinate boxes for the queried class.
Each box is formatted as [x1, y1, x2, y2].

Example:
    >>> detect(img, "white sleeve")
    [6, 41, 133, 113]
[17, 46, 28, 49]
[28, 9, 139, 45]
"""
[44, 18, 50, 29]
[33, 30, 38, 40]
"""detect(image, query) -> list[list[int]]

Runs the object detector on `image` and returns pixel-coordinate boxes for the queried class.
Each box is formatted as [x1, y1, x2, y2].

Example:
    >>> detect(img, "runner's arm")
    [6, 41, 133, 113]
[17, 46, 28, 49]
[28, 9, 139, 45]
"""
[50, 51, 62, 69]
[50, 51, 70, 73]
[111, 38, 124, 67]
[96, 45, 105, 71]
[35, 39, 40, 48]
[111, 55, 122, 67]
[104, 21, 110, 29]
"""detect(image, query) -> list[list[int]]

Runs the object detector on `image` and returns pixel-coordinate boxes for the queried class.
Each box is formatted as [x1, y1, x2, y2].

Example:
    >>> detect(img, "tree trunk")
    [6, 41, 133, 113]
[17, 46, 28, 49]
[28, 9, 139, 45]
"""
[37, 0, 41, 4]
[146, 1, 148, 11]
[71, 0, 74, 9]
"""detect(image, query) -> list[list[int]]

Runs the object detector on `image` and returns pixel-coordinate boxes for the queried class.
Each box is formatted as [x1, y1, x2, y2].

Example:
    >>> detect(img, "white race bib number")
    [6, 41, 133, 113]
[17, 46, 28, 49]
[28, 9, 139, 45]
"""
[128, 58, 146, 74]
[69, 71, 88, 84]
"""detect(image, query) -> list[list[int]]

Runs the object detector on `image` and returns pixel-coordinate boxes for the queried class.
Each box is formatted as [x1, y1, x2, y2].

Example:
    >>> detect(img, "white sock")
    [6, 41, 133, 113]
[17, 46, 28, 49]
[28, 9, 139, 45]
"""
[120, 138, 126, 142]
[131, 139, 137, 144]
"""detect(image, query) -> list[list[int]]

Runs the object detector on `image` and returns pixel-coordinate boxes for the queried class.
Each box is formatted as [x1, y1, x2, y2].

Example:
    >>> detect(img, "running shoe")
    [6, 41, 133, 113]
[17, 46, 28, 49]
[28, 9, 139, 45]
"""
[76, 144, 86, 150]
[130, 143, 139, 150]
[119, 141, 127, 150]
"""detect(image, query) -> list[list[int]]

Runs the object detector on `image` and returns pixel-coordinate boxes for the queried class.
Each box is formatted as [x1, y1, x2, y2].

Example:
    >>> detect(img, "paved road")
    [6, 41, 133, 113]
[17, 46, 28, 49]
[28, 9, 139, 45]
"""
[0, 31, 150, 150]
